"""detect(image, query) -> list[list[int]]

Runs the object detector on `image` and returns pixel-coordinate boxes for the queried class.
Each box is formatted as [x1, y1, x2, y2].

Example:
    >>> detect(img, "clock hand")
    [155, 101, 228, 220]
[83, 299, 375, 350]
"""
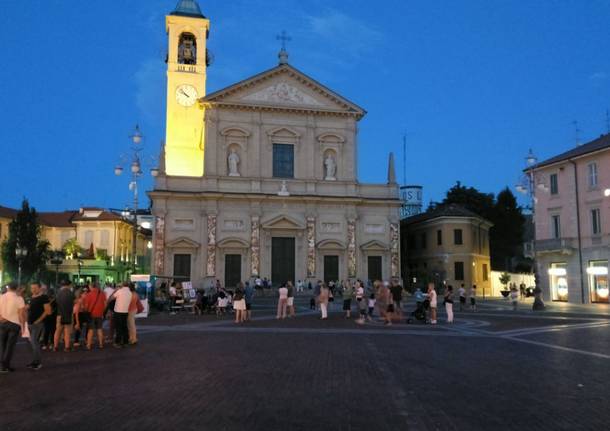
[180, 90, 189, 98]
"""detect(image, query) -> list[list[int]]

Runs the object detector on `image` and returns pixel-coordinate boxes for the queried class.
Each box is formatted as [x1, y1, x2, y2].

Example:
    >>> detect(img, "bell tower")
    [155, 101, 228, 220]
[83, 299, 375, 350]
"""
[164, 0, 210, 177]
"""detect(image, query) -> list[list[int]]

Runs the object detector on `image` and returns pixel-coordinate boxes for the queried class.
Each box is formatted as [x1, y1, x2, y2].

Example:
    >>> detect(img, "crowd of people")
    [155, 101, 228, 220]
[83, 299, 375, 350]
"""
[0, 279, 143, 373]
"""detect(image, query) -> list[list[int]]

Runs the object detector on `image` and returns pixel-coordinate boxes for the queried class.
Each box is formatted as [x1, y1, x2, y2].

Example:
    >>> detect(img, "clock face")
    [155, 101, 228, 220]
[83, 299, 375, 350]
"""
[175, 84, 198, 107]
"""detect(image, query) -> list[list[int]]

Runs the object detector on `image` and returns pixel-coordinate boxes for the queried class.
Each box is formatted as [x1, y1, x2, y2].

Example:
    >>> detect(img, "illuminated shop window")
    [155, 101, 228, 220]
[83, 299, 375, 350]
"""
[549, 262, 568, 301]
[588, 261, 608, 303]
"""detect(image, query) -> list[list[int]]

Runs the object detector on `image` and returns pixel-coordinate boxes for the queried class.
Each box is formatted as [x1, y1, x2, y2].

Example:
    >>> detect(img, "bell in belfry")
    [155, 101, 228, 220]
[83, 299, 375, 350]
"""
[178, 35, 197, 65]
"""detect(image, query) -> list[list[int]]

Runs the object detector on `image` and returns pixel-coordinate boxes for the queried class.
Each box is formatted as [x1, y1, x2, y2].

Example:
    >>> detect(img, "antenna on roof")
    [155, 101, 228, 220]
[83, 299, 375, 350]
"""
[572, 120, 581, 145]
[402, 132, 407, 186]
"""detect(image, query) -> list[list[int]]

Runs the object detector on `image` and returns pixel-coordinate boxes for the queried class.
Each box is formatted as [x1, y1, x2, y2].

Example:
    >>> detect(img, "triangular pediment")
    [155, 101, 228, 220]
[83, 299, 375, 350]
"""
[261, 214, 305, 230]
[202, 64, 365, 117]
[360, 240, 388, 251]
[166, 236, 200, 249]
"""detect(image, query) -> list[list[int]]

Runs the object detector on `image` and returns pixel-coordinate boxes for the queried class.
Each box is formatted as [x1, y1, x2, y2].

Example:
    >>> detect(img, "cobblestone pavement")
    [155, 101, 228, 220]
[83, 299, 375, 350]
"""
[1, 295, 609, 431]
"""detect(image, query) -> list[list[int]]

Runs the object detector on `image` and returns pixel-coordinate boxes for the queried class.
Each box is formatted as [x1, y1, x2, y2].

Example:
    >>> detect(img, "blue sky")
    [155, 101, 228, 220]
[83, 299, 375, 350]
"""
[1, 0, 610, 211]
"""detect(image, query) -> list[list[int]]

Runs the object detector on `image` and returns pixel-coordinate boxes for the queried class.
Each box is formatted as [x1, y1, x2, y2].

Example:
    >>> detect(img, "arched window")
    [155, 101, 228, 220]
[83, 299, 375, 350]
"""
[178, 33, 197, 65]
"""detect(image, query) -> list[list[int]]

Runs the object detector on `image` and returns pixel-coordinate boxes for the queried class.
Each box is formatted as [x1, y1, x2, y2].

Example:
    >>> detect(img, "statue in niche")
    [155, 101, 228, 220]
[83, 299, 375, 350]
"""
[228, 148, 240, 176]
[178, 34, 197, 65]
[324, 153, 337, 180]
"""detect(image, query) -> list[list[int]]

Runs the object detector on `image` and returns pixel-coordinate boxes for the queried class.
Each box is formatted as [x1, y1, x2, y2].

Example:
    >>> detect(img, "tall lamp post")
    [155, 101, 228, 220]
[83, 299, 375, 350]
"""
[516, 148, 538, 280]
[15, 244, 28, 287]
[114, 125, 158, 275]
[50, 251, 64, 289]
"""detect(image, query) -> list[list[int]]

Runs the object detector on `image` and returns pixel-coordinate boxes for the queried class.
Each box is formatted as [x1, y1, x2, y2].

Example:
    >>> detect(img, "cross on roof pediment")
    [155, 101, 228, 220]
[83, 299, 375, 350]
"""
[202, 64, 365, 118]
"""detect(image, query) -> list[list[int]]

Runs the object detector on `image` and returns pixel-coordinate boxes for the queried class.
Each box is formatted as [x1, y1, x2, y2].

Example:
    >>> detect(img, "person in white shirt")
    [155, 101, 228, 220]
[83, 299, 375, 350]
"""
[103, 283, 115, 300]
[112, 282, 132, 348]
[0, 282, 26, 372]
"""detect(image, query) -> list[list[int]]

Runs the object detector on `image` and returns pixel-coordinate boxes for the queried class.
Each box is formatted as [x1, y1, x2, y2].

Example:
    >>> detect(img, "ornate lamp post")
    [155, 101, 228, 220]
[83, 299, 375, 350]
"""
[50, 251, 64, 288]
[516, 148, 539, 288]
[114, 125, 158, 275]
[15, 244, 28, 287]
[77, 254, 83, 286]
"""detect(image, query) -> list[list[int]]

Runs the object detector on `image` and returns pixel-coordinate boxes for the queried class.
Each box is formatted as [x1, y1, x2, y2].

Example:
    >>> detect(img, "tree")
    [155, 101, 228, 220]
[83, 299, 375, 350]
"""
[492, 188, 525, 271]
[62, 238, 82, 259]
[1, 199, 50, 283]
[440, 181, 495, 221]
[499, 272, 511, 290]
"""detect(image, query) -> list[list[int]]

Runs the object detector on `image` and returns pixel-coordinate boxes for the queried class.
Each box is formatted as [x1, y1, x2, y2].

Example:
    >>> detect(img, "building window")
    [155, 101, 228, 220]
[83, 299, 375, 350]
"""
[454, 229, 463, 245]
[551, 215, 561, 239]
[550, 173, 558, 195]
[482, 263, 489, 281]
[436, 229, 442, 246]
[273, 144, 294, 178]
[588, 260, 608, 303]
[588, 162, 598, 188]
[100, 231, 109, 248]
[454, 262, 464, 281]
[173, 254, 191, 281]
[591, 208, 601, 235]
[549, 262, 568, 301]
[84, 230, 94, 248]
[420, 232, 427, 249]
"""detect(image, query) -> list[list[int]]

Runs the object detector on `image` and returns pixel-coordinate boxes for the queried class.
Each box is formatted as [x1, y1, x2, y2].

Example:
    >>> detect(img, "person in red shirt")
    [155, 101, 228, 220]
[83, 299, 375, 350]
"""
[84, 284, 107, 350]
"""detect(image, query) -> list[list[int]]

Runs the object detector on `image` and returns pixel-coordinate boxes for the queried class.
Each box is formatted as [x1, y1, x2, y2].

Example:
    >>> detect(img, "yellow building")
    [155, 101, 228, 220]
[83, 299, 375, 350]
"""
[0, 206, 18, 284]
[401, 204, 493, 295]
[1, 206, 151, 285]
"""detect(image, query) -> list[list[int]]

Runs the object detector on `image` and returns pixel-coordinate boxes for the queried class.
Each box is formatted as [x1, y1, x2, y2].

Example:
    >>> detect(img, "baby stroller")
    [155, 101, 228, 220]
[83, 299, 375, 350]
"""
[406, 299, 429, 324]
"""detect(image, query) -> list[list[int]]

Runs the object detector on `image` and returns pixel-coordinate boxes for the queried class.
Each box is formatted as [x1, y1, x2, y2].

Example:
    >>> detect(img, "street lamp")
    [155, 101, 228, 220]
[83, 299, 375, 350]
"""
[77, 255, 83, 286]
[516, 148, 539, 289]
[15, 244, 27, 287]
[114, 125, 158, 274]
[50, 251, 64, 289]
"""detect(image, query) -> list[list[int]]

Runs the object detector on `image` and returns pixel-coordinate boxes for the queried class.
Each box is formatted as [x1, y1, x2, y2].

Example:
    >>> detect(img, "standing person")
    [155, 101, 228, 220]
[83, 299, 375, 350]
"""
[233, 282, 246, 324]
[444, 285, 454, 324]
[390, 280, 404, 319]
[458, 284, 466, 311]
[244, 281, 254, 321]
[127, 284, 141, 345]
[113, 282, 132, 348]
[276, 283, 288, 319]
[318, 282, 330, 320]
[470, 285, 477, 312]
[26, 282, 51, 370]
[519, 282, 526, 299]
[342, 281, 354, 318]
[54, 280, 75, 352]
[84, 283, 106, 350]
[104, 283, 116, 343]
[286, 281, 296, 317]
[355, 281, 367, 324]
[367, 292, 376, 321]
[42, 291, 57, 350]
[427, 282, 438, 325]
[72, 288, 84, 347]
[0, 282, 26, 373]
[510, 285, 519, 311]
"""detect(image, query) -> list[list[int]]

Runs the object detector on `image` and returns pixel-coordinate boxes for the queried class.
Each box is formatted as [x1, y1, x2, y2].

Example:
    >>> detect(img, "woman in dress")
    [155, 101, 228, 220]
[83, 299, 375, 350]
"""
[428, 282, 438, 325]
[318, 282, 330, 320]
[233, 282, 246, 323]
[276, 283, 288, 319]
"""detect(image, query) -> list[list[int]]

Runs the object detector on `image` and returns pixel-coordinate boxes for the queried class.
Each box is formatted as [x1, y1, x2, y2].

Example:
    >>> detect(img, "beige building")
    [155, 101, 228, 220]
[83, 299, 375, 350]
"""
[402, 205, 493, 294]
[149, 1, 401, 288]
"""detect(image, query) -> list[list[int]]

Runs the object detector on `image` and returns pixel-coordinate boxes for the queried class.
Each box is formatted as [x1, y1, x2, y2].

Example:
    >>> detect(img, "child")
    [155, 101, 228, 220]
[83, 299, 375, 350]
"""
[367, 293, 376, 321]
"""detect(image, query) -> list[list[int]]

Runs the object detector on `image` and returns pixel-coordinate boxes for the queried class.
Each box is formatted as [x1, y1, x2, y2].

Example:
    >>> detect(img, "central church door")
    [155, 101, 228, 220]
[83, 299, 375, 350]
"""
[224, 254, 241, 289]
[271, 237, 295, 287]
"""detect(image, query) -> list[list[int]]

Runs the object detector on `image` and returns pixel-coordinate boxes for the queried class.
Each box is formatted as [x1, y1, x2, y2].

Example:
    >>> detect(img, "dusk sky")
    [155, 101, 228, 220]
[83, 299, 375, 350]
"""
[1, 0, 610, 212]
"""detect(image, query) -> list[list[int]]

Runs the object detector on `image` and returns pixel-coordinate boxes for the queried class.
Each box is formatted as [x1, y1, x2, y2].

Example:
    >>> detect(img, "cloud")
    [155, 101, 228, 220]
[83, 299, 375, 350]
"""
[306, 9, 383, 60]
[134, 58, 166, 124]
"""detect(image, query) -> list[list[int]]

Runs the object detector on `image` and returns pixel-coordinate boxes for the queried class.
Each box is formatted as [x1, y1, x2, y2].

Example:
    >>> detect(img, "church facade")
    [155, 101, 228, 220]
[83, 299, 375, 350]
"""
[149, 0, 401, 288]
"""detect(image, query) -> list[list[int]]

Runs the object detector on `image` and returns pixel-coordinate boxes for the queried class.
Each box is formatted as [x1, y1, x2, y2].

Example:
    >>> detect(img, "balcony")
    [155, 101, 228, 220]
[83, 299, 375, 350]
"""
[535, 238, 575, 254]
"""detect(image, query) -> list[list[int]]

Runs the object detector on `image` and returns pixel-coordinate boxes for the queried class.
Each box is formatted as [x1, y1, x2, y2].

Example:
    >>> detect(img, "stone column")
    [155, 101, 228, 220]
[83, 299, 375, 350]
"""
[250, 215, 260, 276]
[390, 222, 400, 278]
[306, 216, 316, 277]
[347, 218, 357, 278]
[153, 215, 165, 275]
[206, 214, 217, 276]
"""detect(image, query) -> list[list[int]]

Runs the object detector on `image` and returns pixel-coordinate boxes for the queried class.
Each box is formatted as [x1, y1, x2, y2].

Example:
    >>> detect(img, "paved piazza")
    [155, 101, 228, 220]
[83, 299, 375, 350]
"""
[2, 296, 610, 431]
